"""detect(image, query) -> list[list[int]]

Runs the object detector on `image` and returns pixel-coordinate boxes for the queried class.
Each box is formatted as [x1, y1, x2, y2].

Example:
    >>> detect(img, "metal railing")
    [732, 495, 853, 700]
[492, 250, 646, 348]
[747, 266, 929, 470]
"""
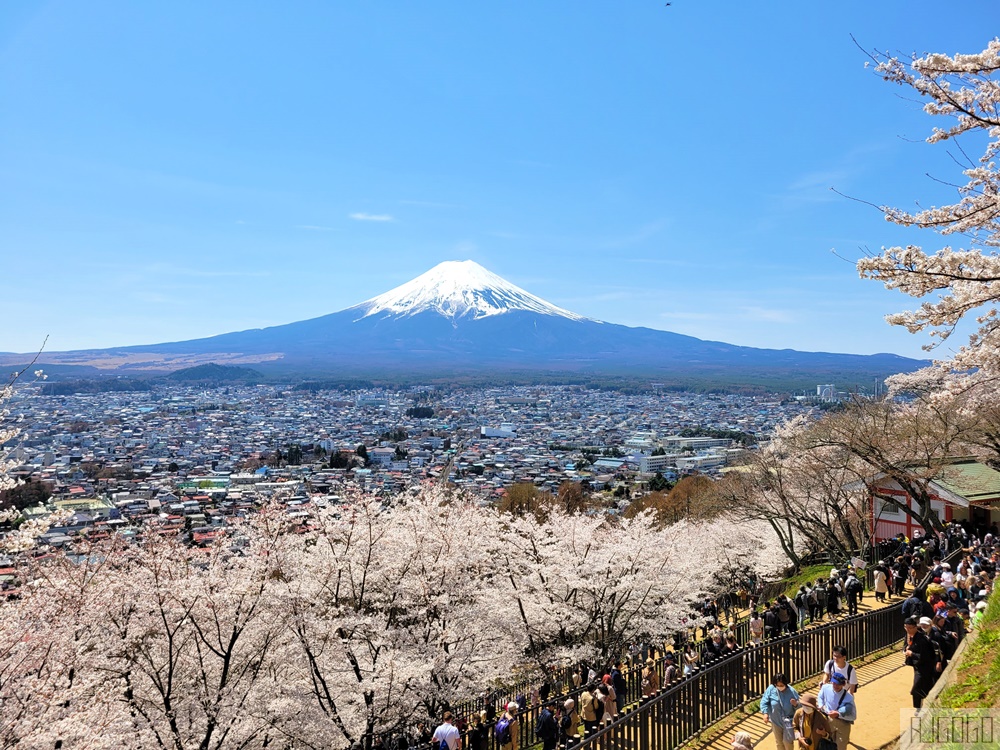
[569, 542, 964, 750]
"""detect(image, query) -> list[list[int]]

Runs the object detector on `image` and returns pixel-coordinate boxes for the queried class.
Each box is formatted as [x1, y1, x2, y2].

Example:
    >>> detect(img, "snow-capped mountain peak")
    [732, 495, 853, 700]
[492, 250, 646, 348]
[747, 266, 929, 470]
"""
[353, 260, 591, 322]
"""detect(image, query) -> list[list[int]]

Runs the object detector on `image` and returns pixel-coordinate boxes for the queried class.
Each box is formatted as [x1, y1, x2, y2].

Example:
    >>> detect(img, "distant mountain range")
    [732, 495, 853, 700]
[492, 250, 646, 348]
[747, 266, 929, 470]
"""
[2, 260, 925, 389]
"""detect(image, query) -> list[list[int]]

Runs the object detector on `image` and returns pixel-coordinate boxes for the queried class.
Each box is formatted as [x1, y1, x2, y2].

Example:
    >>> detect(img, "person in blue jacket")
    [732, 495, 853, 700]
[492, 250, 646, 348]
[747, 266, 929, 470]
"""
[759, 673, 800, 750]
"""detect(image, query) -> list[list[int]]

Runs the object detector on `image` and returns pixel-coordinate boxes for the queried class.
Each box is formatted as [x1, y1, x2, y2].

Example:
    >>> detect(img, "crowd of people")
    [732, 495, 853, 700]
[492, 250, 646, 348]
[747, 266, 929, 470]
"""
[404, 526, 997, 750]
[752, 528, 997, 750]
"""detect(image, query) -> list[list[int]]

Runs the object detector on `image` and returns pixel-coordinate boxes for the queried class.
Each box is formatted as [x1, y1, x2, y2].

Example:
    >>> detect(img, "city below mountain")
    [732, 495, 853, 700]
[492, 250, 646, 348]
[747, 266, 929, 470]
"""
[3, 260, 925, 389]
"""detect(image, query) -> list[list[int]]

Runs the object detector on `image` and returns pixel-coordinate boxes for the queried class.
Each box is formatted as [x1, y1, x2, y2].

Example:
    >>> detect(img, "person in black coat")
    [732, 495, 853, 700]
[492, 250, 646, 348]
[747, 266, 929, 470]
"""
[903, 617, 942, 709]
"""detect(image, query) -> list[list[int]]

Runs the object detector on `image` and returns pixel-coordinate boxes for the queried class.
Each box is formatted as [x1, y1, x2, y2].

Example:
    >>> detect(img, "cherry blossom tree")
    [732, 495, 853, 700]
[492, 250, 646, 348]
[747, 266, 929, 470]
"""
[0, 483, 831, 749]
[0, 521, 306, 750]
[275, 489, 518, 747]
[498, 508, 720, 669]
[856, 39, 1000, 395]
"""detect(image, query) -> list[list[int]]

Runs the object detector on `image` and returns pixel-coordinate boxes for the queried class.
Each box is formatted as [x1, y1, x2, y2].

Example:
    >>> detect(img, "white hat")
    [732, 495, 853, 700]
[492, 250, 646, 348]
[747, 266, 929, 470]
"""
[507, 701, 519, 713]
[941, 563, 951, 569]
[918, 616, 933, 627]
[977, 601, 988, 610]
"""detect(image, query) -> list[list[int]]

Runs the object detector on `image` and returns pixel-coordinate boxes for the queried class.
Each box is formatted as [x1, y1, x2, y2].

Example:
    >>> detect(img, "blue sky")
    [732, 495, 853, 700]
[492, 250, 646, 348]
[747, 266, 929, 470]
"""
[2, 1, 998, 358]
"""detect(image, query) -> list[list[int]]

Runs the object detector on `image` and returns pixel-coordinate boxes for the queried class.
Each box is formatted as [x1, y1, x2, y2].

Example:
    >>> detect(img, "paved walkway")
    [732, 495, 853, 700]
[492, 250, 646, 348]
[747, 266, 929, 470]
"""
[686, 586, 916, 750]
[688, 648, 912, 750]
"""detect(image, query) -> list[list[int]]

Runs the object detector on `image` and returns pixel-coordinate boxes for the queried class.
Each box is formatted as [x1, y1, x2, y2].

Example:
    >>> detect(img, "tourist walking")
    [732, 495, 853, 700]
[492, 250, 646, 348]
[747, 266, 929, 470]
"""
[641, 657, 659, 697]
[468, 713, 489, 750]
[749, 610, 764, 645]
[432, 712, 462, 750]
[599, 675, 617, 723]
[873, 564, 889, 602]
[495, 703, 519, 750]
[821, 646, 858, 694]
[535, 701, 558, 750]
[792, 693, 830, 750]
[683, 643, 699, 675]
[578, 684, 601, 736]
[662, 652, 679, 684]
[759, 673, 800, 750]
[560, 699, 580, 745]
[844, 570, 862, 615]
[812, 580, 827, 621]
[817, 672, 856, 750]
[794, 586, 809, 629]
[903, 616, 942, 709]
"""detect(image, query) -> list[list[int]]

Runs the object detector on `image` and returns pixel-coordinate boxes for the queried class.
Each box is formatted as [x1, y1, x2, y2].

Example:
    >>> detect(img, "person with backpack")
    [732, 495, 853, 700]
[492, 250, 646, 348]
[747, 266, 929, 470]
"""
[794, 586, 809, 629]
[535, 701, 558, 750]
[431, 712, 461, 750]
[826, 578, 842, 617]
[578, 684, 601, 736]
[775, 596, 793, 634]
[560, 698, 580, 746]
[812, 580, 827, 621]
[844, 571, 863, 615]
[817, 674, 856, 750]
[821, 646, 858, 694]
[495, 703, 519, 750]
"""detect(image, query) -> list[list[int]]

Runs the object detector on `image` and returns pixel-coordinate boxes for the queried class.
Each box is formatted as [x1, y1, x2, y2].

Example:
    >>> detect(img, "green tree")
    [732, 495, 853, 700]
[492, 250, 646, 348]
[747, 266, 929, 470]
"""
[0, 479, 53, 511]
[647, 472, 671, 492]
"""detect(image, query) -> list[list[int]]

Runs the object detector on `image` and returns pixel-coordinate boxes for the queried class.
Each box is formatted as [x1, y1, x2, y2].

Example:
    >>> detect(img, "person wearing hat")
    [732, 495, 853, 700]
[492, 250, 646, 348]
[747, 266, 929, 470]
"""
[817, 673, 856, 750]
[931, 611, 957, 667]
[903, 616, 942, 709]
[662, 651, 679, 684]
[943, 601, 966, 644]
[560, 698, 580, 745]
[792, 693, 830, 750]
[496, 702, 519, 750]
[641, 657, 659, 697]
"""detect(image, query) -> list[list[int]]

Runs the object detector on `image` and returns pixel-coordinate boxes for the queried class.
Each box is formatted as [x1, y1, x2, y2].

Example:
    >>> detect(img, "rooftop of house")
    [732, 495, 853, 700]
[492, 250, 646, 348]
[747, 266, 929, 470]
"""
[934, 458, 1000, 505]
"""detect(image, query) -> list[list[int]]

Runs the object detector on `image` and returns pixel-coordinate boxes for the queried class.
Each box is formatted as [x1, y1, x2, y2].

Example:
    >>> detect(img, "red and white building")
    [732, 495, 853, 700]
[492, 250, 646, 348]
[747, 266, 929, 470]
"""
[866, 458, 1000, 542]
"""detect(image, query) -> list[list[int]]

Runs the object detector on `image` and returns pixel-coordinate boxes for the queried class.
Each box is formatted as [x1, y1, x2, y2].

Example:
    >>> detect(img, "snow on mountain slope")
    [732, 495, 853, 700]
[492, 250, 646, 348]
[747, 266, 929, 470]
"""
[352, 260, 593, 322]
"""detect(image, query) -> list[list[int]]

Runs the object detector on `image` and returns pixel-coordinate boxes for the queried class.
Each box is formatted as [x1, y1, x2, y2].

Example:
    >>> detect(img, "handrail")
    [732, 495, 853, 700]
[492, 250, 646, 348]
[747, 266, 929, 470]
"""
[568, 542, 965, 750]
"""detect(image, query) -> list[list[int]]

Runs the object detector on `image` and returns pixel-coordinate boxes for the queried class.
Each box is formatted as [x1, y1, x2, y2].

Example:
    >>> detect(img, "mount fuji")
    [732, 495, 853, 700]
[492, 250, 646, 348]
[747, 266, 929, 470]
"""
[6, 260, 924, 386]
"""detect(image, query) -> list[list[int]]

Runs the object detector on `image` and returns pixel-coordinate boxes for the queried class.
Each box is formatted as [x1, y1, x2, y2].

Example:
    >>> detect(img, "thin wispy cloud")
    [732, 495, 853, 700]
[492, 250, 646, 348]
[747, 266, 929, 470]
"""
[296, 224, 336, 231]
[349, 213, 395, 222]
